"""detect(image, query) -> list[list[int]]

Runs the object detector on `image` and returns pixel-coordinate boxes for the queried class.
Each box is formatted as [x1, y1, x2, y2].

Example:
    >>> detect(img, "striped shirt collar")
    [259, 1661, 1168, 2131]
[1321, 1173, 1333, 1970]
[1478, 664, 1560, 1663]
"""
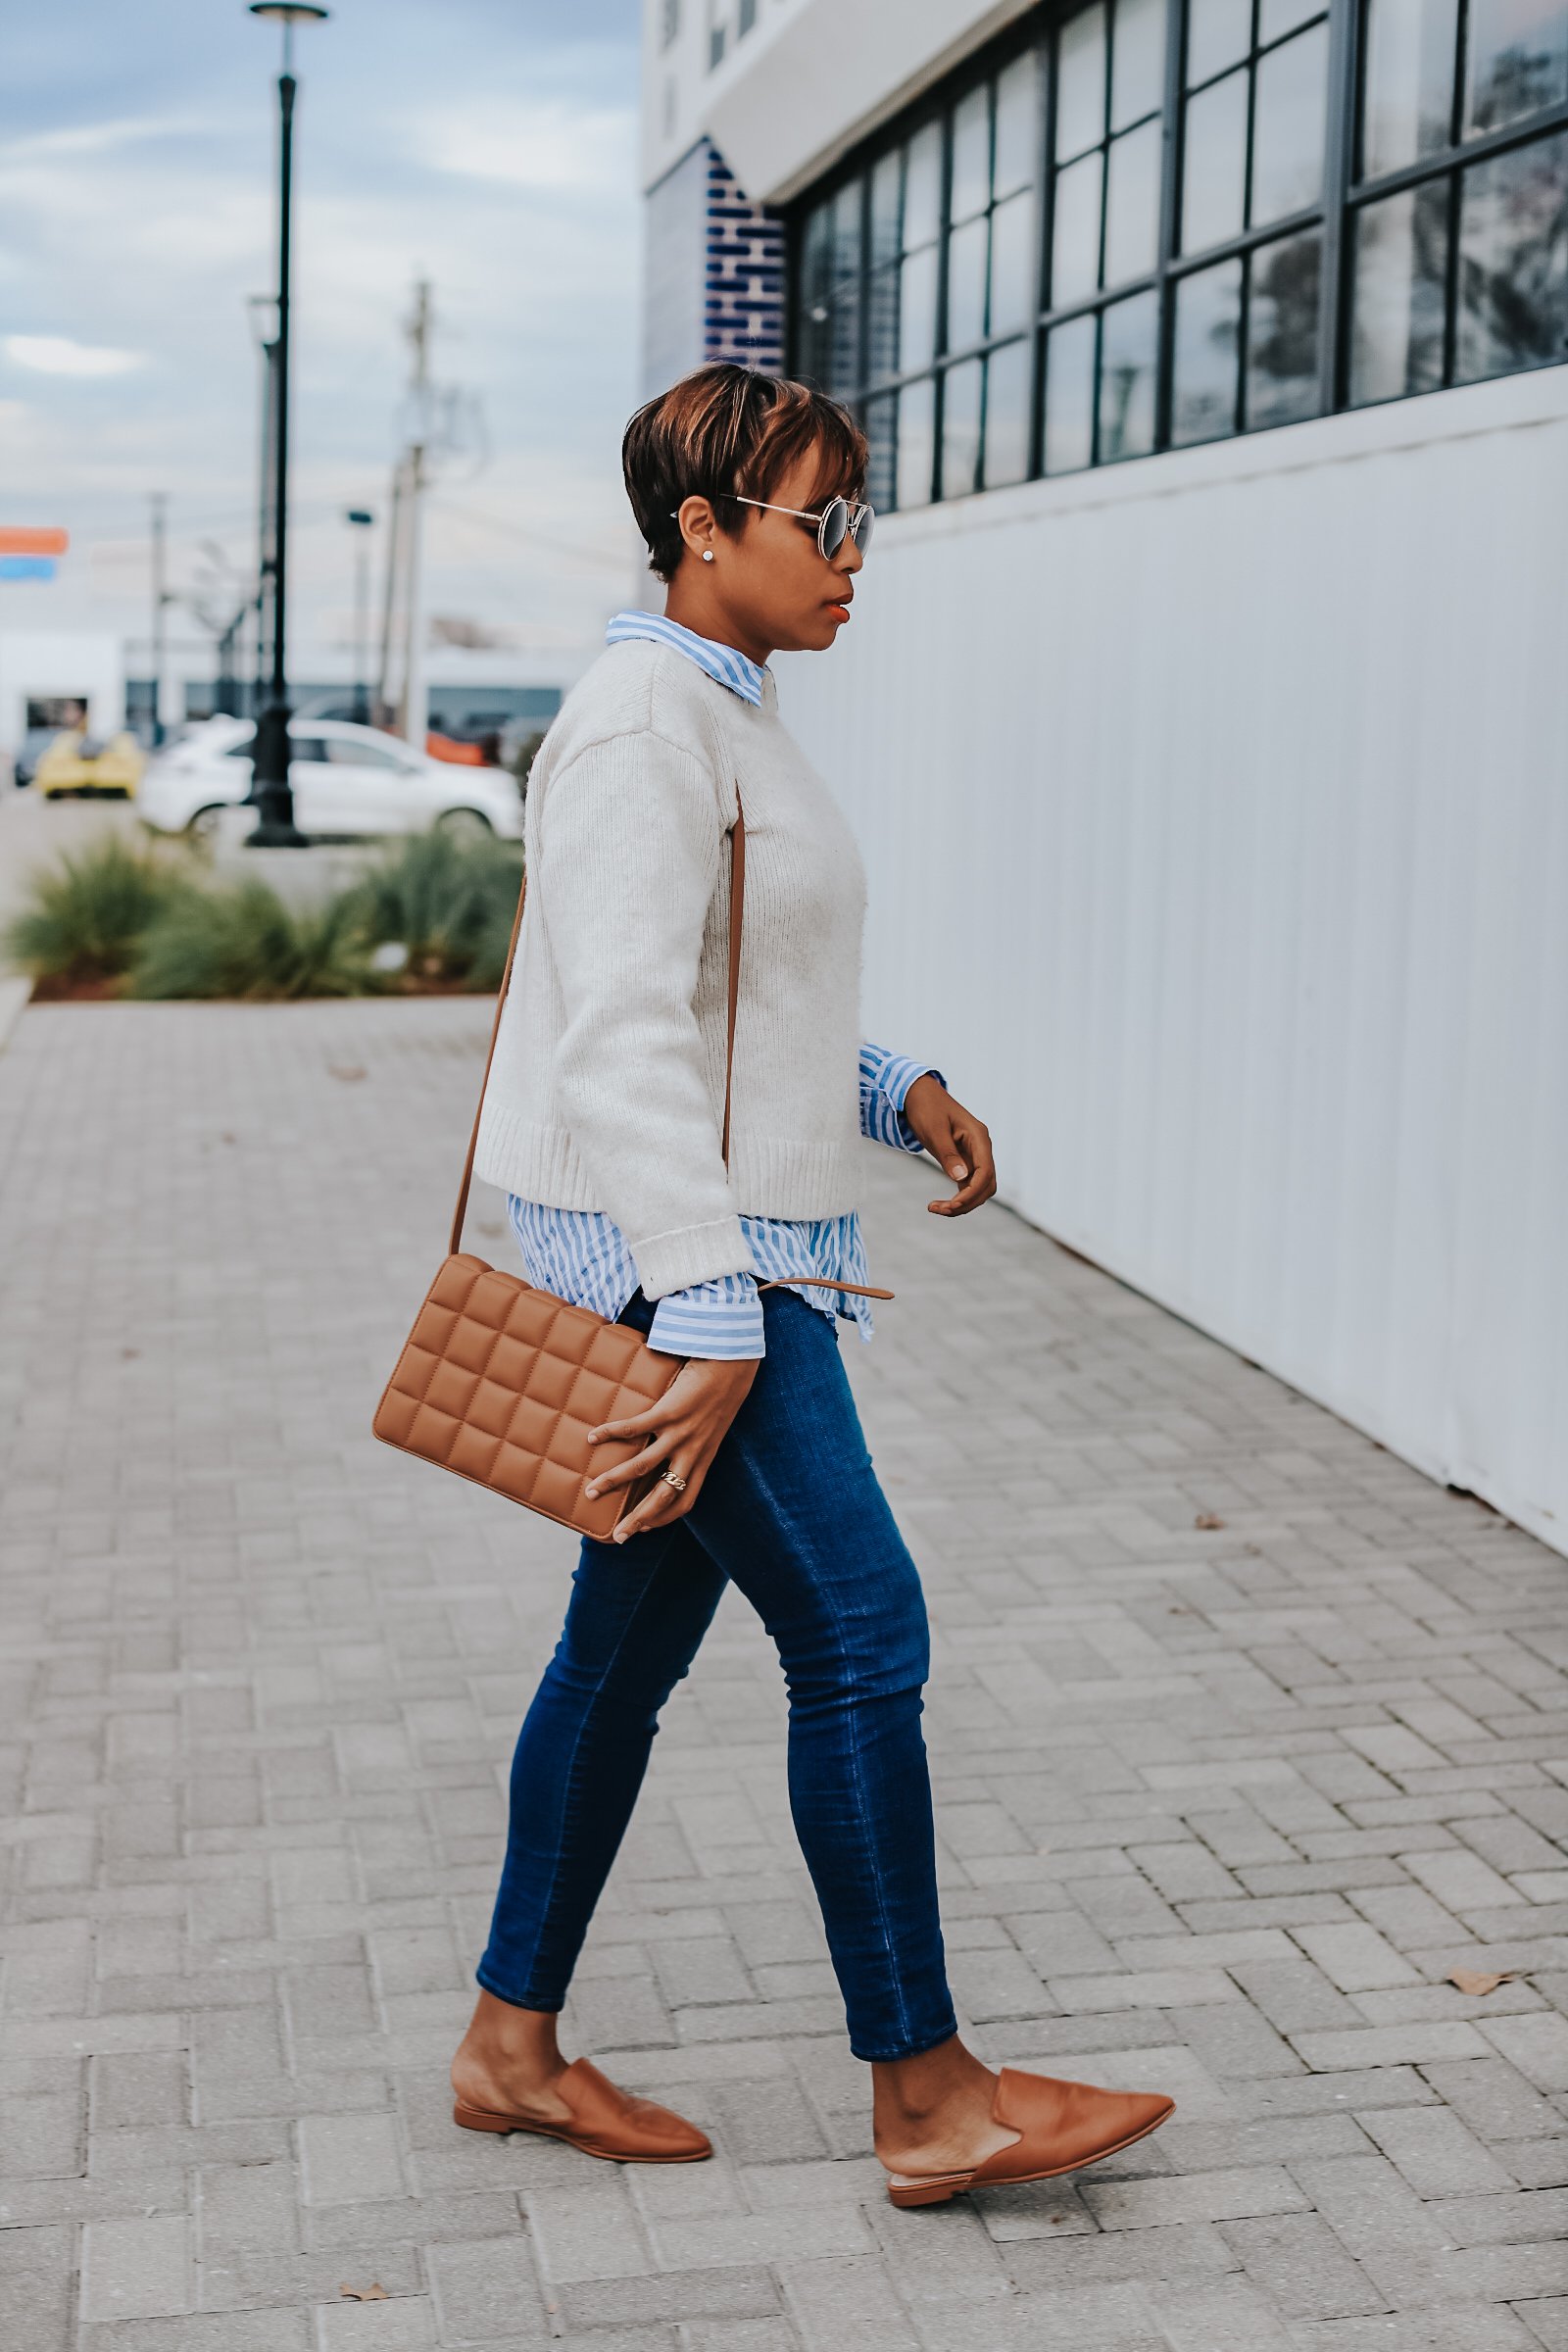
[606, 610, 768, 708]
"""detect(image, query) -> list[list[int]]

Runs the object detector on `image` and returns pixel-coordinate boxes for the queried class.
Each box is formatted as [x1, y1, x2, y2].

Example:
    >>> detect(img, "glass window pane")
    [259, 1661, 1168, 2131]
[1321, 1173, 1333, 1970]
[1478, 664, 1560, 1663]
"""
[865, 391, 899, 510]
[947, 214, 990, 350]
[942, 356, 984, 497]
[1465, 0, 1568, 133]
[1251, 23, 1330, 224]
[989, 188, 1038, 332]
[984, 337, 1034, 483]
[1172, 255, 1243, 440]
[1260, 0, 1325, 39]
[1104, 117, 1162, 281]
[1247, 227, 1323, 423]
[1348, 180, 1449, 401]
[829, 285, 861, 395]
[904, 121, 943, 250]
[870, 149, 904, 267]
[897, 373, 936, 506]
[1099, 288, 1159, 457]
[867, 263, 901, 383]
[1044, 312, 1099, 468]
[900, 242, 940, 370]
[802, 202, 834, 308]
[1362, 0, 1461, 178]
[1456, 128, 1568, 377]
[1188, 0, 1252, 85]
[1057, 3, 1108, 158]
[953, 83, 993, 221]
[1112, 0, 1168, 127]
[1053, 149, 1105, 303]
[1183, 69, 1250, 249]
[995, 50, 1041, 196]
[832, 179, 863, 282]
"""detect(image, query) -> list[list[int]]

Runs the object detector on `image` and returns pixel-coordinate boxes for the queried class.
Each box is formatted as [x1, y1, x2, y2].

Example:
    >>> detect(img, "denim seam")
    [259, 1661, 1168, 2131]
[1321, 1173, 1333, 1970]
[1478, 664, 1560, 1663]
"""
[496, 1525, 683, 2008]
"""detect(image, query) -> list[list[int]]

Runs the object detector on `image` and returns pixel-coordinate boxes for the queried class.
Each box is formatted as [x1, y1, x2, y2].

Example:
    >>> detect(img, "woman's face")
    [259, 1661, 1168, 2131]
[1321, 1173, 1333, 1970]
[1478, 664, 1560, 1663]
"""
[671, 447, 865, 661]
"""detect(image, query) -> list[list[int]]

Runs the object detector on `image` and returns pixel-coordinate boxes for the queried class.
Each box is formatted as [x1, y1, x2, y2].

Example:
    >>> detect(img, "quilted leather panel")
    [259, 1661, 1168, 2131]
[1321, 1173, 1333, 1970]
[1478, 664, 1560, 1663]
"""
[374, 1253, 685, 1541]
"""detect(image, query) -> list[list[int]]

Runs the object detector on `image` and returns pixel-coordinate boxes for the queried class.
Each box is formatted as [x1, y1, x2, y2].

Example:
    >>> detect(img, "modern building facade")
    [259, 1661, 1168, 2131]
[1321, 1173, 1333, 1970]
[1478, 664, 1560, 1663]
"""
[640, 0, 1568, 1553]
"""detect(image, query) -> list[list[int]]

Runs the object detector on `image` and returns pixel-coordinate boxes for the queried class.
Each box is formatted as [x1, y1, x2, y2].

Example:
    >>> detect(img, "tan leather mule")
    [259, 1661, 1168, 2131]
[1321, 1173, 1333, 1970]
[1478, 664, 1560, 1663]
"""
[886, 2067, 1174, 2207]
[453, 2055, 711, 2165]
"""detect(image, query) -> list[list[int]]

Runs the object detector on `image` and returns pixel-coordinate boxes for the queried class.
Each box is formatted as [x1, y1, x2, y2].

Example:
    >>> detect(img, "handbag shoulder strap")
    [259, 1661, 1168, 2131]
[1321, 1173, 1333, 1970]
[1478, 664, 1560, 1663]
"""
[448, 801, 747, 1257]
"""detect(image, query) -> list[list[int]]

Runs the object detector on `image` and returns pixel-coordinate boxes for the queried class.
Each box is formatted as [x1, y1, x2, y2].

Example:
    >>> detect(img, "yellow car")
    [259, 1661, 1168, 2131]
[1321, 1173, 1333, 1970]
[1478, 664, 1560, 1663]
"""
[33, 726, 146, 800]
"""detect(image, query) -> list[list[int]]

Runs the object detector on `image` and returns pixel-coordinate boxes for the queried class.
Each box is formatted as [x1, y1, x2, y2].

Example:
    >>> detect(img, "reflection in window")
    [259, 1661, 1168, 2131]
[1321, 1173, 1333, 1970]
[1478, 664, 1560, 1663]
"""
[1361, 0, 1460, 178]
[1188, 0, 1252, 87]
[1456, 128, 1568, 377]
[985, 338, 1034, 481]
[1104, 116, 1163, 283]
[1247, 229, 1323, 422]
[1349, 183, 1449, 400]
[1465, 0, 1568, 134]
[947, 215, 990, 351]
[1184, 71, 1250, 250]
[1100, 289, 1159, 457]
[942, 358, 984, 496]
[1054, 151, 1104, 302]
[898, 376, 936, 508]
[1044, 313, 1098, 470]
[1057, 4, 1107, 158]
[1172, 256, 1243, 441]
[1251, 24, 1330, 224]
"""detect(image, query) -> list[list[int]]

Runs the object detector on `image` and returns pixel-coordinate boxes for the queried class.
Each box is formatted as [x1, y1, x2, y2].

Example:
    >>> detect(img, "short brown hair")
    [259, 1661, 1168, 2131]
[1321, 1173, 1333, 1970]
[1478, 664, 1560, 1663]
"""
[623, 364, 868, 583]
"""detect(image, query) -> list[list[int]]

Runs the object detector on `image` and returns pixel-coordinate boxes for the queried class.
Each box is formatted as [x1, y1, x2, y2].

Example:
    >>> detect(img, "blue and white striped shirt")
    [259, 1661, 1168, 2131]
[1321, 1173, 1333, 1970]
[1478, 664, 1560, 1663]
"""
[508, 611, 941, 1360]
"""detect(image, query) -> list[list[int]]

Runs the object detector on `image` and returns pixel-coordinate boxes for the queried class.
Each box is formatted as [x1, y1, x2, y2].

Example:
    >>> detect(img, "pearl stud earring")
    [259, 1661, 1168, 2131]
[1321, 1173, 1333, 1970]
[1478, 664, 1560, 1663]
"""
[702, 549, 714, 563]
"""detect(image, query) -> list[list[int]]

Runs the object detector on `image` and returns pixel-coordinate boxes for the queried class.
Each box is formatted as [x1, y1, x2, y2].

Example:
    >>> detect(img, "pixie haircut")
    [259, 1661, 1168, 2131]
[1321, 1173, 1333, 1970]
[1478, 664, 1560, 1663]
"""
[623, 364, 868, 583]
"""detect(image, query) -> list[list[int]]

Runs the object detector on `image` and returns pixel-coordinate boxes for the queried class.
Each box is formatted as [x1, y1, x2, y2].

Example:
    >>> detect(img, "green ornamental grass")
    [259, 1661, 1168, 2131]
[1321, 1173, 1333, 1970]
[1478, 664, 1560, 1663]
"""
[2, 833, 191, 985]
[128, 876, 380, 1002]
[349, 828, 522, 988]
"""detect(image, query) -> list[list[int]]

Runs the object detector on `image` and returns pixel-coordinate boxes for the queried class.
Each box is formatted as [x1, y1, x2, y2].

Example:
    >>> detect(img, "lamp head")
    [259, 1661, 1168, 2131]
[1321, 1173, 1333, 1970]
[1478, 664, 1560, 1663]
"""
[248, 5, 330, 20]
[346, 510, 374, 528]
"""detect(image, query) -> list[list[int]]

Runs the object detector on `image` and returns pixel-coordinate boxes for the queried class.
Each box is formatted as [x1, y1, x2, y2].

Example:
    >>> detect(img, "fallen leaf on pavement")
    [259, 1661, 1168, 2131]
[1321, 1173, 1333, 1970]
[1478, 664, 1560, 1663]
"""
[1448, 1968, 1516, 1997]
[1194, 1513, 1225, 1531]
[339, 2285, 389, 2301]
[328, 1064, 368, 1083]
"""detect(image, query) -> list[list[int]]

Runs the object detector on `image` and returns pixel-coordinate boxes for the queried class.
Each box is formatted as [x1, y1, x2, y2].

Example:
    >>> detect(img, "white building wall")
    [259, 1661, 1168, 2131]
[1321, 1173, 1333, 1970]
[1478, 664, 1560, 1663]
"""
[775, 367, 1568, 1554]
[0, 631, 124, 760]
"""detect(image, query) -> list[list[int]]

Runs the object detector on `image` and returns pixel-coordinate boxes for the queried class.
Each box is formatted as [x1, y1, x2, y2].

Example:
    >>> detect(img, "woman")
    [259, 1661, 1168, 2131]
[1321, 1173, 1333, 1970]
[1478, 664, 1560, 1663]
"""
[449, 365, 1173, 2206]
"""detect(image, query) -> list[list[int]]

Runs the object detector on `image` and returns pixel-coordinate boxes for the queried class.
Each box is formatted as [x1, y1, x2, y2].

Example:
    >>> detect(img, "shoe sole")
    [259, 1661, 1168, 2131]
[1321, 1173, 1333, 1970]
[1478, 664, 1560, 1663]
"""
[885, 2100, 1174, 2208]
[453, 2100, 711, 2165]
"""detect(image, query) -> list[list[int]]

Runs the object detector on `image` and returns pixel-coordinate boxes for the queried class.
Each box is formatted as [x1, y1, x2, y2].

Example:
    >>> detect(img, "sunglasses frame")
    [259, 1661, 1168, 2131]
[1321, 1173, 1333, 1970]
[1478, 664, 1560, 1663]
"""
[729, 494, 875, 561]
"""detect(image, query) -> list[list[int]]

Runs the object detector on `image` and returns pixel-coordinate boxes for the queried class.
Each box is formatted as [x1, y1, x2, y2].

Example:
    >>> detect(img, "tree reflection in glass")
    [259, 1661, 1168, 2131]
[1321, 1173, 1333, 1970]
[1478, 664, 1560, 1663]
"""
[1246, 229, 1323, 422]
[1349, 181, 1448, 400]
[1361, 0, 1460, 178]
[1044, 313, 1098, 469]
[1465, 0, 1568, 134]
[1171, 256, 1243, 442]
[1456, 127, 1568, 376]
[1099, 289, 1159, 456]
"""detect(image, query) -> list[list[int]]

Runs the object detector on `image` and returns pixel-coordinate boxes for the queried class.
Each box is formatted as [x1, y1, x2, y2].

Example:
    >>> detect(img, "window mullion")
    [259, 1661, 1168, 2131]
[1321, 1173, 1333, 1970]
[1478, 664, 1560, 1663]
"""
[1318, 0, 1359, 415]
[1153, 0, 1187, 451]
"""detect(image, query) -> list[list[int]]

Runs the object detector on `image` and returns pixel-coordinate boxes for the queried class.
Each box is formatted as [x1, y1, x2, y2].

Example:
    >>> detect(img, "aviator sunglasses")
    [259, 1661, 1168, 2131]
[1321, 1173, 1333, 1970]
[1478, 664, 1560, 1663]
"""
[672, 494, 875, 562]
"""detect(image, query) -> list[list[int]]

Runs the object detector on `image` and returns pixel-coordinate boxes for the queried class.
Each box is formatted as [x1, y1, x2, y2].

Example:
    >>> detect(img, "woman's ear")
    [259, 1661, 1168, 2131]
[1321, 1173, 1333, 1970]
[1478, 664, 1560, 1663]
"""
[674, 494, 718, 565]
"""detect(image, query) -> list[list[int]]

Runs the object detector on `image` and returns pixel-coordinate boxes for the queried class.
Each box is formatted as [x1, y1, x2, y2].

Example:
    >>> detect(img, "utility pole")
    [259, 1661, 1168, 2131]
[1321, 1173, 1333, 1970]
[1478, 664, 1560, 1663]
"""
[397, 279, 431, 753]
[345, 507, 373, 724]
[149, 492, 168, 746]
[374, 458, 405, 728]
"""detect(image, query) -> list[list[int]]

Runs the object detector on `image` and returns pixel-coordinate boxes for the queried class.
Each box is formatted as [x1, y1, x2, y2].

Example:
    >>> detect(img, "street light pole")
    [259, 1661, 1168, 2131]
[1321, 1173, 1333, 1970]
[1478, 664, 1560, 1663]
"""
[245, 2, 328, 846]
[345, 508, 373, 725]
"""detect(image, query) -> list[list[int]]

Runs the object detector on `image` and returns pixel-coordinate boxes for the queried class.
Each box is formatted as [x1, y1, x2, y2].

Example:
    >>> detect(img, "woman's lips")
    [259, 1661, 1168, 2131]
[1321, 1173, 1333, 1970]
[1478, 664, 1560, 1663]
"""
[827, 602, 852, 622]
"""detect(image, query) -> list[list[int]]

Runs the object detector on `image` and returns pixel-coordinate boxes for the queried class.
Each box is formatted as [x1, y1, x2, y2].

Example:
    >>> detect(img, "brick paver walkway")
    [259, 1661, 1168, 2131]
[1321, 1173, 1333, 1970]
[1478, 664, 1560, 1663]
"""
[3, 998, 1567, 2352]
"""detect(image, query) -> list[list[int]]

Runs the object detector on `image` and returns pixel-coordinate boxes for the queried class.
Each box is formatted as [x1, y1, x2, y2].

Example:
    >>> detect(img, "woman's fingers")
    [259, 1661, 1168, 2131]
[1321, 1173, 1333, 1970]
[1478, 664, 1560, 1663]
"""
[611, 1451, 704, 1544]
[928, 1116, 997, 1215]
[584, 1436, 669, 1501]
[587, 1400, 668, 1446]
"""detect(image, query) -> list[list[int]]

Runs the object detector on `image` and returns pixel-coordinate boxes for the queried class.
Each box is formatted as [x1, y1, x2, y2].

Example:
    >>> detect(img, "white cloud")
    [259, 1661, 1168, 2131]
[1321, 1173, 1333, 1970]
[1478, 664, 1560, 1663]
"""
[416, 98, 636, 192]
[5, 334, 148, 378]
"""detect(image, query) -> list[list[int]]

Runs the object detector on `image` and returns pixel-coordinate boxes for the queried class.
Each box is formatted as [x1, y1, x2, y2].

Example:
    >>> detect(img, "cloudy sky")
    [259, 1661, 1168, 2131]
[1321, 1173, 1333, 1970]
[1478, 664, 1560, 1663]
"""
[0, 0, 646, 687]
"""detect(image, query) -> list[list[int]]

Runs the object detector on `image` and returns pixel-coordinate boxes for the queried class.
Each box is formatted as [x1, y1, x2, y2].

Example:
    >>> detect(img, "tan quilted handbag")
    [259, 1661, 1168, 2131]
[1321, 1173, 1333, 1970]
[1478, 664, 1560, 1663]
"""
[373, 808, 887, 1541]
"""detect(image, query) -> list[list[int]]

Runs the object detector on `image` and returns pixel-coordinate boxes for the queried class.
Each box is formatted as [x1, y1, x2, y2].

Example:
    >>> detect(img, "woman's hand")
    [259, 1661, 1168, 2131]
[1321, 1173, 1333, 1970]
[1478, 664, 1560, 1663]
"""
[585, 1355, 760, 1544]
[902, 1074, 998, 1217]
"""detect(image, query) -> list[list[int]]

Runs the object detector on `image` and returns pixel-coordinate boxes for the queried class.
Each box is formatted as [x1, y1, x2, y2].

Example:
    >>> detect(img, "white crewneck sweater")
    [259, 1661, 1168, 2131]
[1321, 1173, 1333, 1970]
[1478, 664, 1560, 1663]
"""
[473, 638, 868, 1301]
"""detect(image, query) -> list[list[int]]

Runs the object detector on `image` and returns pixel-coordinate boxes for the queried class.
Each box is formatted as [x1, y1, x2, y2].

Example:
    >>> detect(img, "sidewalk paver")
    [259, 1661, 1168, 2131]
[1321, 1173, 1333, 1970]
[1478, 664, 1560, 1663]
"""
[2, 996, 1566, 2349]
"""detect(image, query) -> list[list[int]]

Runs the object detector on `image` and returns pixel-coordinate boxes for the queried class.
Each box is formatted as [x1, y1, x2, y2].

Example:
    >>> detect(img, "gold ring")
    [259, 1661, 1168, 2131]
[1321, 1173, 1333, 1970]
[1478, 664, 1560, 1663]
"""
[661, 1470, 688, 1493]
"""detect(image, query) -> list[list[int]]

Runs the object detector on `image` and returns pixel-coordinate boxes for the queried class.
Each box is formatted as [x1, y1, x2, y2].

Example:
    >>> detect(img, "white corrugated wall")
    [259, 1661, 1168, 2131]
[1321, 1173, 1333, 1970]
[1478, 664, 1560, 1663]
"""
[777, 366, 1568, 1554]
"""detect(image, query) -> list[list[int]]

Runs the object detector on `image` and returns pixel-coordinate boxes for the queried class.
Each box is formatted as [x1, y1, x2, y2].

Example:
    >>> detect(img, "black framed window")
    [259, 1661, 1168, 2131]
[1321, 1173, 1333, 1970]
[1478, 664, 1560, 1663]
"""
[787, 0, 1568, 505]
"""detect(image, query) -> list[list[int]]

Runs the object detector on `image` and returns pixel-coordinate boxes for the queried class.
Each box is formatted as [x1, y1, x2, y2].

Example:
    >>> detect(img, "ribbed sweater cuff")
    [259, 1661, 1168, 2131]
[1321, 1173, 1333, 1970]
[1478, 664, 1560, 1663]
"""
[632, 1214, 754, 1302]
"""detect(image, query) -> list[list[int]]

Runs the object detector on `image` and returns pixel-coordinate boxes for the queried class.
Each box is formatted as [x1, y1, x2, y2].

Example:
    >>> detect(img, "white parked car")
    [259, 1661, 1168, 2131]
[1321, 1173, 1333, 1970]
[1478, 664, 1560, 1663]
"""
[137, 716, 523, 842]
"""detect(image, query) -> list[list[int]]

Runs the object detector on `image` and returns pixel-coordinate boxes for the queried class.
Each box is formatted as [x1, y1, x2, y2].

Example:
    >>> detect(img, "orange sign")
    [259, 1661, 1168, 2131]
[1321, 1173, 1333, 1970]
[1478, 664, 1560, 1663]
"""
[0, 527, 69, 556]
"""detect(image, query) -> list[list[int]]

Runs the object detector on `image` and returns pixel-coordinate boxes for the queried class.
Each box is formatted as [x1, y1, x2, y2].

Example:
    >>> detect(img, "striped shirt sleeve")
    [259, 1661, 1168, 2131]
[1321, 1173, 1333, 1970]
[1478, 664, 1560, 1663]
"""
[859, 1041, 944, 1154]
[647, 1269, 766, 1359]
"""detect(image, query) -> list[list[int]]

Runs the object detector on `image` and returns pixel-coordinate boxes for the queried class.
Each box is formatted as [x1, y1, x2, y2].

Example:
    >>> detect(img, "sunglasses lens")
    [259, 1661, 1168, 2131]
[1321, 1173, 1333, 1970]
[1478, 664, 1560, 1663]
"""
[852, 504, 875, 554]
[818, 497, 850, 559]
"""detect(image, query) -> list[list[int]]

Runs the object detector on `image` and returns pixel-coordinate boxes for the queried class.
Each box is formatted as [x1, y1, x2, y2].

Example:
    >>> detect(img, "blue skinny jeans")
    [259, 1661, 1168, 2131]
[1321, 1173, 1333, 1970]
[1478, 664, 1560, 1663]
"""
[477, 1286, 957, 2063]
